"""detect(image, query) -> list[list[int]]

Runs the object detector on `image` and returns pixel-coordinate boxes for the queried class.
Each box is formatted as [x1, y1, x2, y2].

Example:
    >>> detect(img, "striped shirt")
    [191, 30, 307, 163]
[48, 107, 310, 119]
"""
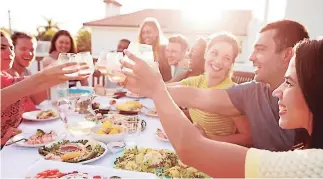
[181, 75, 237, 137]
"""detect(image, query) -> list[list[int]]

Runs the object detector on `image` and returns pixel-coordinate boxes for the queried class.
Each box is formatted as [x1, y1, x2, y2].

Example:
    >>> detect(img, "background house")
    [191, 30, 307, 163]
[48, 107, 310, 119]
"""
[83, 0, 323, 72]
[83, 0, 252, 64]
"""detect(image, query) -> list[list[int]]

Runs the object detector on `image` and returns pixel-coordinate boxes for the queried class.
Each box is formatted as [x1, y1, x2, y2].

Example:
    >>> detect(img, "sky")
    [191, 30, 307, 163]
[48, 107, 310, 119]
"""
[0, 0, 265, 35]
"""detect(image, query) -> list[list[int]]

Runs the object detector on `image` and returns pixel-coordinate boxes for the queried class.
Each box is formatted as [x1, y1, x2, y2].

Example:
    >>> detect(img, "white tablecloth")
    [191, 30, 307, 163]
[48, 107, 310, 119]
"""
[1, 96, 173, 178]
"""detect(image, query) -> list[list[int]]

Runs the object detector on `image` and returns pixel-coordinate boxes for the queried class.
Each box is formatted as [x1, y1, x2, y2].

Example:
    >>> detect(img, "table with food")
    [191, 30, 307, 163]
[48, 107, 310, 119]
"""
[1, 87, 209, 179]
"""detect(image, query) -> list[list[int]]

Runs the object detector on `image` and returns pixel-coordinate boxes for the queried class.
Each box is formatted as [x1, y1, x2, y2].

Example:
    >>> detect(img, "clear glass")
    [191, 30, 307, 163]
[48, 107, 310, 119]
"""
[95, 51, 109, 75]
[123, 116, 142, 147]
[58, 53, 79, 77]
[96, 51, 126, 83]
[125, 42, 158, 70]
[57, 97, 96, 137]
[76, 52, 95, 75]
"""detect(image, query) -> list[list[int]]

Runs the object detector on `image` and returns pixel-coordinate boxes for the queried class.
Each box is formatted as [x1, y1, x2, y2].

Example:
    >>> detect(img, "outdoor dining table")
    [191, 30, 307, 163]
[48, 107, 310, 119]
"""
[0, 95, 173, 178]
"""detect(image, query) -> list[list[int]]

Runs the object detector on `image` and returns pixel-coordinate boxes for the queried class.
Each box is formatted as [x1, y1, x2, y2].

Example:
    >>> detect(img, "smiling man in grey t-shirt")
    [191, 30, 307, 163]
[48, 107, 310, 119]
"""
[167, 20, 309, 151]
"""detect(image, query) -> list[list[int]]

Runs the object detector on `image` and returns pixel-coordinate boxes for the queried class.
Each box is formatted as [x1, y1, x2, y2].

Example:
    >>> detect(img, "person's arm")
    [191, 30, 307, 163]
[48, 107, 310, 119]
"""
[1, 73, 43, 109]
[1, 62, 87, 110]
[245, 148, 323, 177]
[153, 85, 247, 178]
[80, 78, 89, 86]
[167, 70, 190, 83]
[30, 90, 48, 105]
[203, 115, 253, 147]
[166, 82, 181, 86]
[167, 85, 241, 116]
[121, 50, 248, 177]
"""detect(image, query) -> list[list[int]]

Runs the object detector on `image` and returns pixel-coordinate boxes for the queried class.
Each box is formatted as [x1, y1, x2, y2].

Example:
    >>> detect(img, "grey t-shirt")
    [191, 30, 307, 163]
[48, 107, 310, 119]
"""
[226, 81, 295, 151]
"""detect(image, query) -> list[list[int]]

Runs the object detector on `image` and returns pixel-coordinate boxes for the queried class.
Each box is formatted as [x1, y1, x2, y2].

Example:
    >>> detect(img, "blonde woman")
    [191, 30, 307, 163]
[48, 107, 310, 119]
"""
[138, 17, 171, 81]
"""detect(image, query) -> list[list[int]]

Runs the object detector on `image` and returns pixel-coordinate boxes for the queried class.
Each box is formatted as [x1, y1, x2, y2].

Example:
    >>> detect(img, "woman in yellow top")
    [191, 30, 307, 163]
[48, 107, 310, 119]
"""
[137, 17, 171, 82]
[121, 38, 323, 177]
[169, 33, 252, 146]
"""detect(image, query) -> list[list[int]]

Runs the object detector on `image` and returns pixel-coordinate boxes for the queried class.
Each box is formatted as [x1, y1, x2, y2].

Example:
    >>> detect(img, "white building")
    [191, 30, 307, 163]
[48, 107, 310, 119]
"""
[84, 0, 323, 72]
[83, 0, 252, 63]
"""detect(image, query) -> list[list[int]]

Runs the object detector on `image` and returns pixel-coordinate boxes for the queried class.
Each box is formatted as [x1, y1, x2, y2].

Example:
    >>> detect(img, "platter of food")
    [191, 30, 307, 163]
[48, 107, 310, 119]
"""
[10, 129, 65, 148]
[23, 110, 59, 121]
[89, 121, 127, 143]
[114, 147, 209, 178]
[115, 101, 143, 115]
[25, 160, 157, 179]
[38, 139, 107, 164]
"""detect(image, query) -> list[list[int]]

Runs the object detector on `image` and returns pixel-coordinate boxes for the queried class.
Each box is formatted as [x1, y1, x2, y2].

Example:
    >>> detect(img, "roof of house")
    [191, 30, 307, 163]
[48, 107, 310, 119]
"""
[103, 0, 122, 7]
[84, 9, 252, 35]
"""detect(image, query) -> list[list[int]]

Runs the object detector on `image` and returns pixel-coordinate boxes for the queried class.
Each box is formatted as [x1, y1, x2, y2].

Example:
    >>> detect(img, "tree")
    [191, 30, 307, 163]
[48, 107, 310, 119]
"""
[36, 17, 60, 41]
[76, 27, 91, 52]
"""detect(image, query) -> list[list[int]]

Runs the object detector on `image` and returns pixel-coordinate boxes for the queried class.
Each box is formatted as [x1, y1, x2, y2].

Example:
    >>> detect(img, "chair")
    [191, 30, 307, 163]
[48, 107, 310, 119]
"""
[92, 58, 106, 87]
[232, 71, 255, 84]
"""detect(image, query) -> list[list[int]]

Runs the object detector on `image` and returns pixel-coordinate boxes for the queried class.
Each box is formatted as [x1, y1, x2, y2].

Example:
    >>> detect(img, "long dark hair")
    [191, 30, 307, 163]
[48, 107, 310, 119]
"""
[49, 30, 76, 54]
[294, 39, 323, 149]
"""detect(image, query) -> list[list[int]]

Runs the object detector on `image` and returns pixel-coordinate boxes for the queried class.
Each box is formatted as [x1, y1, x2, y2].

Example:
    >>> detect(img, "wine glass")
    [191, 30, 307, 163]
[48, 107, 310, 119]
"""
[95, 50, 109, 75]
[106, 52, 126, 83]
[125, 42, 158, 70]
[58, 53, 78, 77]
[76, 52, 95, 75]
[96, 50, 126, 83]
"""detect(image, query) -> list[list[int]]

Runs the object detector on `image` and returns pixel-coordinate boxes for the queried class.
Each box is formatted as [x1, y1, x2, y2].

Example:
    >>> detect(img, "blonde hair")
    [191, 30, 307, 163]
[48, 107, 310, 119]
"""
[206, 32, 240, 62]
[138, 17, 167, 61]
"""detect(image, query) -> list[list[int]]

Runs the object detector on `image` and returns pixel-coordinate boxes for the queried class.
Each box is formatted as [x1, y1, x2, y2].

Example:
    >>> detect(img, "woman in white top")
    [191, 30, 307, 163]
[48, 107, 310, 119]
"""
[120, 39, 323, 178]
[42, 30, 88, 87]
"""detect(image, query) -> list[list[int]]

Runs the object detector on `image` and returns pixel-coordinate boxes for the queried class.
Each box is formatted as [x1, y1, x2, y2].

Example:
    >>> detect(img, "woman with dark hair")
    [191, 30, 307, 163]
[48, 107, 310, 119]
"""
[1, 30, 89, 147]
[138, 17, 171, 81]
[120, 39, 323, 177]
[42, 30, 88, 87]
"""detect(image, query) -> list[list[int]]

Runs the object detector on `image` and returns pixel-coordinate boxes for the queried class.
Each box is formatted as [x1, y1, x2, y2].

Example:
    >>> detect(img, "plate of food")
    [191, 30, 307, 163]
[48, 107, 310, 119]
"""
[115, 101, 142, 115]
[114, 146, 209, 178]
[89, 121, 127, 144]
[25, 160, 156, 179]
[23, 110, 59, 121]
[125, 91, 145, 98]
[155, 128, 168, 142]
[38, 139, 107, 164]
[9, 129, 65, 148]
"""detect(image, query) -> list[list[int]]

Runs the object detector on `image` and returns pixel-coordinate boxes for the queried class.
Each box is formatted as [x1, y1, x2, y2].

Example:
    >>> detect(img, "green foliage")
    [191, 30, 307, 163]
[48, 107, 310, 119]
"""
[36, 17, 60, 41]
[76, 27, 91, 52]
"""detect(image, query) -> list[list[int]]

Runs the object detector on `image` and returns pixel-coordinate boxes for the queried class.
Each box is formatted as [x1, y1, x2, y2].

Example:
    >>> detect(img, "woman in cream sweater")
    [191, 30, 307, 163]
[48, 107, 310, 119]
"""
[120, 39, 323, 178]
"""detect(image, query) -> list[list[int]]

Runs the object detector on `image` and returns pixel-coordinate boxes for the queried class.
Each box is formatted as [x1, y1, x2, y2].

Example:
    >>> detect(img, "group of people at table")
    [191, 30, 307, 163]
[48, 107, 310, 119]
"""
[1, 16, 323, 178]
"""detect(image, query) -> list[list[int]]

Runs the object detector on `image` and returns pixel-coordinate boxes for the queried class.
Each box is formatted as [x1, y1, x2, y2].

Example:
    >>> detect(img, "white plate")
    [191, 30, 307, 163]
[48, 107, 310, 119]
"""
[11, 131, 66, 148]
[155, 132, 169, 142]
[125, 92, 145, 98]
[25, 160, 157, 178]
[142, 110, 158, 118]
[38, 139, 108, 164]
[23, 110, 59, 121]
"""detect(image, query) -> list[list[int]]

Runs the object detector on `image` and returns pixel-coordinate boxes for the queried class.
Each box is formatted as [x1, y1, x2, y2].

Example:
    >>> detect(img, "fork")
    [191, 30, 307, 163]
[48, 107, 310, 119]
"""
[5, 138, 27, 146]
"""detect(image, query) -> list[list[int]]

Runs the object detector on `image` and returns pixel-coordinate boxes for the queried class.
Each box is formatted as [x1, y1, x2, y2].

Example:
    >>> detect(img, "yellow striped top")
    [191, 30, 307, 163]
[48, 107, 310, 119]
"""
[181, 75, 237, 137]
